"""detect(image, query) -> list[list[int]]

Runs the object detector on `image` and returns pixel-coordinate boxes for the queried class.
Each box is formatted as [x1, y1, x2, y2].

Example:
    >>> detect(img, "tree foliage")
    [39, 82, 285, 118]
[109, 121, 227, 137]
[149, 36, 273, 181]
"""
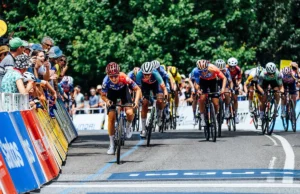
[1, 0, 299, 87]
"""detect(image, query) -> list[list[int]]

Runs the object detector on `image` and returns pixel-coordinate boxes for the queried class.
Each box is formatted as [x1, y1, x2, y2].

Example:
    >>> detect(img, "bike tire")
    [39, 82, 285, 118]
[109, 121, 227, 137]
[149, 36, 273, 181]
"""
[116, 117, 123, 164]
[204, 108, 210, 141]
[290, 100, 296, 132]
[147, 107, 155, 147]
[210, 103, 217, 142]
[267, 102, 276, 135]
[252, 101, 259, 129]
[218, 99, 223, 137]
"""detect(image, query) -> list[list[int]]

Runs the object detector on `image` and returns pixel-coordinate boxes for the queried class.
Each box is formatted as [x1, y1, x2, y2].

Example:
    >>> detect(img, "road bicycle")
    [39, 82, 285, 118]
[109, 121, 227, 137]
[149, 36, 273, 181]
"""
[114, 103, 135, 164]
[281, 87, 297, 132]
[199, 90, 219, 142]
[223, 91, 236, 132]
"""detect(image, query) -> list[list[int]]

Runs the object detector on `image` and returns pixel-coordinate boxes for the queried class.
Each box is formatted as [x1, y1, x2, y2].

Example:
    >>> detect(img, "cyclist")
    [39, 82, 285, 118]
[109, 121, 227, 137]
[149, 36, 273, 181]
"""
[127, 67, 140, 82]
[280, 66, 298, 117]
[244, 66, 264, 113]
[227, 57, 242, 123]
[101, 62, 141, 155]
[136, 62, 168, 138]
[215, 59, 233, 118]
[193, 60, 227, 126]
[152, 60, 173, 93]
[257, 62, 284, 125]
[169, 66, 182, 114]
[189, 67, 199, 121]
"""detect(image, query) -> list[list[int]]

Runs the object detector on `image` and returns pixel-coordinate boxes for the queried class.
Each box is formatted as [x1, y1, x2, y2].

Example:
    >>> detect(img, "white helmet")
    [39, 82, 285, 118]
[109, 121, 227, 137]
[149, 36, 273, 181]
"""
[181, 74, 186, 79]
[227, 57, 238, 66]
[152, 60, 161, 69]
[265, 62, 277, 74]
[215, 59, 226, 70]
[61, 76, 74, 85]
[244, 70, 251, 75]
[141, 62, 154, 74]
[23, 72, 36, 82]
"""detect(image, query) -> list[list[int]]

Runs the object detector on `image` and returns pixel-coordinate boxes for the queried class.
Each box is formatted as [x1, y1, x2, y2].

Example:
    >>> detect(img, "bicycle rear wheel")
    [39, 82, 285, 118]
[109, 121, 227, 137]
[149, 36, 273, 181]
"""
[133, 107, 140, 132]
[252, 100, 259, 129]
[266, 101, 276, 135]
[281, 106, 289, 132]
[204, 108, 210, 141]
[210, 103, 217, 142]
[147, 107, 155, 147]
[289, 100, 296, 132]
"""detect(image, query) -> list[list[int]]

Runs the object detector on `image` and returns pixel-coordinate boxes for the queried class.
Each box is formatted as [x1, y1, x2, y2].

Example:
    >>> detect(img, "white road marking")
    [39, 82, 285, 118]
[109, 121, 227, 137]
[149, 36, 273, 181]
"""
[222, 172, 254, 175]
[267, 157, 276, 183]
[205, 172, 216, 175]
[145, 173, 161, 176]
[183, 173, 199, 176]
[272, 134, 295, 184]
[162, 173, 178, 176]
[129, 174, 139, 177]
[47, 183, 300, 188]
[265, 135, 278, 146]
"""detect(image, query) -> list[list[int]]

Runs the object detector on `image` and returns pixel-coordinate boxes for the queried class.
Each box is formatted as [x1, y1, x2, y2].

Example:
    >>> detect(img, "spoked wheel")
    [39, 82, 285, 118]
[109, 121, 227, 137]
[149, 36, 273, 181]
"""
[147, 107, 155, 147]
[116, 118, 123, 164]
[252, 100, 259, 130]
[289, 100, 297, 132]
[132, 107, 140, 132]
[210, 103, 217, 142]
[281, 104, 289, 132]
[159, 113, 165, 133]
[267, 102, 277, 135]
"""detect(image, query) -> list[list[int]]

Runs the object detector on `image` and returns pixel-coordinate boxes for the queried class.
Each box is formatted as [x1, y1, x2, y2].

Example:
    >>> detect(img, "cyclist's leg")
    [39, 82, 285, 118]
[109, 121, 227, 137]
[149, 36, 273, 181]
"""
[155, 82, 165, 125]
[233, 81, 239, 122]
[248, 82, 255, 112]
[165, 81, 171, 119]
[199, 79, 208, 126]
[175, 90, 179, 114]
[140, 83, 151, 136]
[271, 80, 281, 112]
[210, 79, 219, 115]
[281, 83, 288, 116]
[119, 86, 134, 138]
[258, 82, 268, 122]
[106, 89, 118, 154]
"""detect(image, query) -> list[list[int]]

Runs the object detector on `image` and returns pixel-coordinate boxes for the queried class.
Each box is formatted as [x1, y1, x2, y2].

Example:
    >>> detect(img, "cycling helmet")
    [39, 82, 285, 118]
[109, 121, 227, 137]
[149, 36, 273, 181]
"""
[152, 60, 161, 69]
[133, 67, 140, 75]
[141, 62, 154, 74]
[196, 59, 209, 70]
[23, 72, 36, 82]
[265, 62, 277, 74]
[170, 66, 178, 76]
[282, 67, 292, 75]
[161, 65, 166, 70]
[227, 57, 238, 66]
[61, 76, 74, 85]
[106, 62, 120, 75]
[215, 59, 226, 70]
[291, 62, 298, 69]
[181, 74, 186, 79]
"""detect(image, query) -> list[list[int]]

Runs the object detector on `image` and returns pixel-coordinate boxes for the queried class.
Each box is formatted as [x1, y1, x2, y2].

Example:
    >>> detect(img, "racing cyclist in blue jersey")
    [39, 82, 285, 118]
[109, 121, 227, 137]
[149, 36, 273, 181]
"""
[215, 59, 233, 118]
[136, 62, 168, 137]
[127, 67, 140, 82]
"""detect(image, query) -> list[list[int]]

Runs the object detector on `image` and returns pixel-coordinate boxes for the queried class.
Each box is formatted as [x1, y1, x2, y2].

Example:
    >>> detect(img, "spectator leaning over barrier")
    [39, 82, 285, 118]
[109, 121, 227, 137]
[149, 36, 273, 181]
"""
[1, 54, 34, 94]
[0, 45, 9, 63]
[72, 85, 84, 114]
[96, 84, 105, 112]
[0, 37, 27, 91]
[53, 55, 68, 82]
[49, 46, 63, 89]
[30, 50, 50, 81]
[89, 87, 99, 114]
[41, 36, 54, 52]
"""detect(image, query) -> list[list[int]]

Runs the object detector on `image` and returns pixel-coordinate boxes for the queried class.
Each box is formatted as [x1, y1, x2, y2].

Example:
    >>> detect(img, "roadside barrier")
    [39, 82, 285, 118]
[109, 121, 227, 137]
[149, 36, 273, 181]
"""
[0, 93, 77, 193]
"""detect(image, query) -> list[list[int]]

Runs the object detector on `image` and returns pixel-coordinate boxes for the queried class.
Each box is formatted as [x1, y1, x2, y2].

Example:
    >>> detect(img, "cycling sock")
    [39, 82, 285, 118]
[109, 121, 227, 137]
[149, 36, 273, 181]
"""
[126, 121, 132, 131]
[193, 110, 196, 118]
[142, 118, 146, 131]
[225, 105, 229, 112]
[281, 105, 285, 113]
[200, 113, 205, 120]
[158, 110, 163, 117]
[249, 100, 253, 108]
[275, 103, 279, 111]
[109, 135, 114, 147]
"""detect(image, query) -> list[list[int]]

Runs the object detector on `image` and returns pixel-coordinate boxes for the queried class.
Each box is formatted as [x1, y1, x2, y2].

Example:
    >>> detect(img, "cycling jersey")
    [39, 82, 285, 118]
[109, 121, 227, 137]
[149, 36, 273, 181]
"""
[127, 70, 136, 82]
[193, 64, 225, 84]
[102, 72, 137, 93]
[227, 65, 242, 81]
[258, 69, 283, 87]
[281, 71, 297, 84]
[218, 68, 232, 88]
[170, 71, 182, 84]
[244, 68, 263, 86]
[157, 66, 170, 80]
[135, 70, 164, 86]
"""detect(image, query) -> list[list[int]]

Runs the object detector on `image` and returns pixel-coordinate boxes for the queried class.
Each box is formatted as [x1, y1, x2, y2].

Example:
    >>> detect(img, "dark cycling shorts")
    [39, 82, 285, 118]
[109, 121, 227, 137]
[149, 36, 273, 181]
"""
[283, 82, 297, 95]
[232, 80, 240, 95]
[250, 80, 257, 87]
[200, 78, 218, 98]
[107, 85, 132, 113]
[217, 79, 230, 89]
[261, 80, 280, 89]
[142, 82, 163, 100]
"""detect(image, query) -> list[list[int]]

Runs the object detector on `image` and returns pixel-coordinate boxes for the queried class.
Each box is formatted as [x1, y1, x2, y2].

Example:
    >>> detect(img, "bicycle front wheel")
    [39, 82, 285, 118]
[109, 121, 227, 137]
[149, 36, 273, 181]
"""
[210, 103, 217, 142]
[218, 98, 223, 137]
[147, 107, 155, 147]
[289, 100, 296, 132]
[116, 117, 123, 164]
[266, 101, 276, 135]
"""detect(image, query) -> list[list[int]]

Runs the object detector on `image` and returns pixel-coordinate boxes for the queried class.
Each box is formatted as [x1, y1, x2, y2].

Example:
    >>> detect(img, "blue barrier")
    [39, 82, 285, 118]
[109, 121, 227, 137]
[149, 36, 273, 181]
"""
[0, 112, 39, 193]
[9, 111, 47, 185]
[274, 100, 300, 131]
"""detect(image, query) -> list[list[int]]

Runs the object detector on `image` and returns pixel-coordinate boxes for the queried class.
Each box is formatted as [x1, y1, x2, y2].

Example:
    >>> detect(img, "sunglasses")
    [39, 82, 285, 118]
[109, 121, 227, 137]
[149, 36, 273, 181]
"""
[60, 59, 66, 63]
[143, 73, 151, 76]
[44, 43, 53, 47]
[109, 75, 119, 79]
[0, 52, 8, 57]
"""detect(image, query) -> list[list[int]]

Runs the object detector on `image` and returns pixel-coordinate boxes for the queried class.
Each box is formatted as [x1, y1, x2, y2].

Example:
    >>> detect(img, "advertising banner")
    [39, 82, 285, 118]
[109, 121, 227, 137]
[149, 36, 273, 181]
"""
[9, 111, 47, 185]
[0, 112, 39, 193]
[21, 110, 59, 180]
[0, 153, 17, 194]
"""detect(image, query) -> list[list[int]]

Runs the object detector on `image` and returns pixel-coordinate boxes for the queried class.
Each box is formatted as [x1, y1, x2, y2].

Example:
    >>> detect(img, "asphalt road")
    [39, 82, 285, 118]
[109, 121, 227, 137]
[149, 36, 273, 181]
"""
[33, 126, 300, 194]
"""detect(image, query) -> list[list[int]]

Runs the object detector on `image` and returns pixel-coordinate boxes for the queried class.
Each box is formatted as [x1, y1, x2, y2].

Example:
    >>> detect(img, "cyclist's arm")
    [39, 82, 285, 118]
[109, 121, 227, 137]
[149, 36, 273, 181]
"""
[154, 71, 168, 97]
[188, 79, 195, 93]
[135, 71, 143, 87]
[257, 75, 265, 94]
[132, 85, 141, 105]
